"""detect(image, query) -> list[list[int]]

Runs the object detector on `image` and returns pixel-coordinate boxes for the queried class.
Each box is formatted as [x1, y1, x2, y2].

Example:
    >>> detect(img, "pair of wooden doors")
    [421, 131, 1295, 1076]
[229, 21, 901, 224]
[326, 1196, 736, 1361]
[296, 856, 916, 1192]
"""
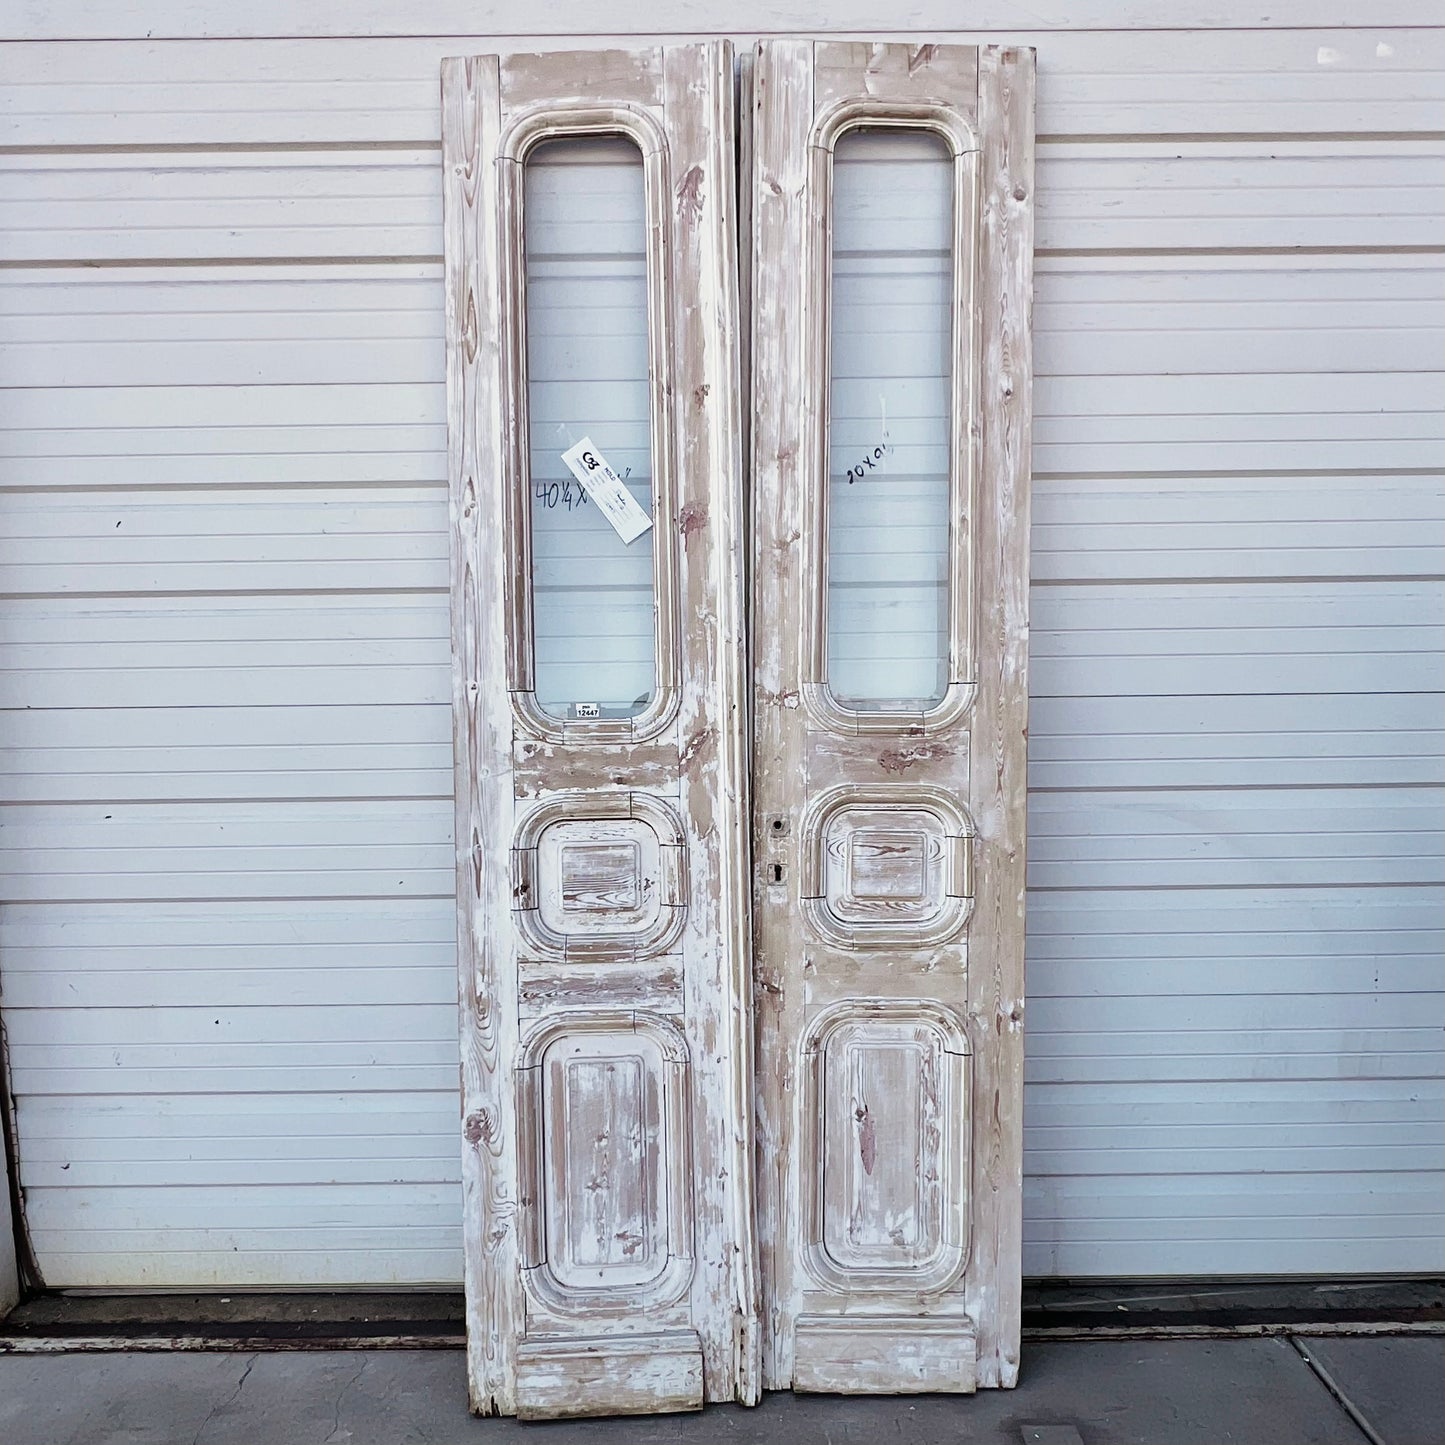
[441, 39, 1034, 1419]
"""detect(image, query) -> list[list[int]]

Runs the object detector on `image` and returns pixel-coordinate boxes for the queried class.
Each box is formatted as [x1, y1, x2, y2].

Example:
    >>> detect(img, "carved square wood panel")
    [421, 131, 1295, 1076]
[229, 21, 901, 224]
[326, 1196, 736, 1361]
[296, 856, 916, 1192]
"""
[512, 793, 687, 960]
[832, 818, 941, 924]
[846, 829, 928, 902]
[542, 825, 656, 937]
[800, 786, 974, 949]
[559, 841, 643, 914]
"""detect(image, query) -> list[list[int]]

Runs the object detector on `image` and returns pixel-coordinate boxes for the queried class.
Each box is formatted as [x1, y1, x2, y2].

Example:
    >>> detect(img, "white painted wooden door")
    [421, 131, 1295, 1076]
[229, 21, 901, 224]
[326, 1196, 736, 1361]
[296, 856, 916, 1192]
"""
[441, 43, 758, 1418]
[749, 42, 1035, 1394]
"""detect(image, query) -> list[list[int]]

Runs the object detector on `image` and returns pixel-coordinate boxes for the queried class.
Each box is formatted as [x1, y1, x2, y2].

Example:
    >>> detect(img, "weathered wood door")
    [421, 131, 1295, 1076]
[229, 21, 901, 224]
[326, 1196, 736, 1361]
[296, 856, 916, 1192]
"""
[441, 43, 758, 1418]
[749, 42, 1035, 1394]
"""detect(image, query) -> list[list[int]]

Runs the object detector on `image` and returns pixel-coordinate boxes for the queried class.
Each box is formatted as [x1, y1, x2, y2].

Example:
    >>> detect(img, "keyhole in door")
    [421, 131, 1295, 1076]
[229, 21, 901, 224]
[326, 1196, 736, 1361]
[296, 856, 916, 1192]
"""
[771, 862, 785, 884]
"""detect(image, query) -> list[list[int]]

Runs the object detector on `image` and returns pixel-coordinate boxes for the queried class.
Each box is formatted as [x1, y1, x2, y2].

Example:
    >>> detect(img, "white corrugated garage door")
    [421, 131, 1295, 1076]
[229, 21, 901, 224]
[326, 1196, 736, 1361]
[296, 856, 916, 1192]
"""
[1, 7, 1442, 1287]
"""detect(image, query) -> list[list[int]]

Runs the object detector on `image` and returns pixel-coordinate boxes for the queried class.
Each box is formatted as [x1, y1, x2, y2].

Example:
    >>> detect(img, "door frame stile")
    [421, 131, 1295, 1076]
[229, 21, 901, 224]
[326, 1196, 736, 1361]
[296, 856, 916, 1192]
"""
[967, 46, 1035, 1389]
[661, 40, 762, 1403]
[442, 54, 519, 1418]
[749, 37, 816, 1395]
[714, 43, 766, 1403]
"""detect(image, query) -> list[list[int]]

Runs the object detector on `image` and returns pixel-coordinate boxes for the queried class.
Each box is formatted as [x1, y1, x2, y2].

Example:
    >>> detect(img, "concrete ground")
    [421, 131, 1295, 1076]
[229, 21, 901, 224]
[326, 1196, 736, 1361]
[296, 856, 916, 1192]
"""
[0, 1335, 1439, 1445]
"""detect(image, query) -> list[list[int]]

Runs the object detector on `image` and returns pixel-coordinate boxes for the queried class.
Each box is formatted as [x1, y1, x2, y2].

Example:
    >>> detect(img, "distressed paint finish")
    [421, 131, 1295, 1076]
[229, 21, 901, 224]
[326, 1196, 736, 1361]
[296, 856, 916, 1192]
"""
[442, 52, 516, 1416]
[750, 41, 1034, 1394]
[514, 1332, 707, 1420]
[441, 43, 757, 1418]
[791, 1315, 979, 1394]
[518, 1012, 693, 1311]
[801, 1001, 971, 1295]
[968, 45, 1035, 1389]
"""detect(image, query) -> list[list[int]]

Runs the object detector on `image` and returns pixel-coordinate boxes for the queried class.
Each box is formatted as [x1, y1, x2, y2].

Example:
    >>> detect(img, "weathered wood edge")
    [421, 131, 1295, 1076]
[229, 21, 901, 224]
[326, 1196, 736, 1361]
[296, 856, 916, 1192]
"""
[749, 37, 814, 1393]
[709, 40, 765, 1406]
[966, 43, 1035, 1391]
[663, 39, 762, 1405]
[442, 53, 520, 1417]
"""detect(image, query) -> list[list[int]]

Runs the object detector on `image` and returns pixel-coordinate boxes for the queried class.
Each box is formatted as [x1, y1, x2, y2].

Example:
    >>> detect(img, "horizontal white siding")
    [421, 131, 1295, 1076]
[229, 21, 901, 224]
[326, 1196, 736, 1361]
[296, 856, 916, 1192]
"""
[3, 24, 1443, 147]
[4, 143, 1441, 262]
[4, 3, 1437, 41]
[1, 11, 1442, 1285]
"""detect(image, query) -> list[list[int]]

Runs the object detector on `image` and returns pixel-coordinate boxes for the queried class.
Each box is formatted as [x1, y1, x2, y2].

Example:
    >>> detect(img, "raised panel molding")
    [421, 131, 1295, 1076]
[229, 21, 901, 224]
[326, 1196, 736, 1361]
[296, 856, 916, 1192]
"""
[800, 785, 974, 950]
[496, 101, 682, 746]
[517, 1011, 693, 1313]
[512, 793, 687, 961]
[800, 1000, 971, 1293]
[795, 81, 982, 738]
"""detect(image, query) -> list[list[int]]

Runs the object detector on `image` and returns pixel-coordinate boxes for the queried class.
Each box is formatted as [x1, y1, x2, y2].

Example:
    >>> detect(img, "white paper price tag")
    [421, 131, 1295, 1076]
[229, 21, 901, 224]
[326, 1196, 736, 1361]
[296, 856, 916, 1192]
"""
[560, 438, 653, 545]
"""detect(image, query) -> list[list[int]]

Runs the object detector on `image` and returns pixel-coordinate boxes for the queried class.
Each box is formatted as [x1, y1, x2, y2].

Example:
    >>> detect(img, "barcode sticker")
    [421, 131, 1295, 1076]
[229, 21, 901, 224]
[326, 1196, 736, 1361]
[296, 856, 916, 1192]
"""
[561, 437, 653, 545]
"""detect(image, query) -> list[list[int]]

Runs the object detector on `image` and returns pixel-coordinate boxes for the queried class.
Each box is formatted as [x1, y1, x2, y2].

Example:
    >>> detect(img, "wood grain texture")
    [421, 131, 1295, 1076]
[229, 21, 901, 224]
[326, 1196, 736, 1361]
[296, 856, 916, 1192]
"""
[514, 1331, 704, 1420]
[750, 40, 1033, 1396]
[800, 1002, 971, 1292]
[517, 1012, 692, 1308]
[663, 41, 762, 1406]
[441, 52, 519, 1418]
[793, 1316, 977, 1394]
[967, 45, 1035, 1390]
[749, 37, 814, 1394]
[442, 42, 756, 1418]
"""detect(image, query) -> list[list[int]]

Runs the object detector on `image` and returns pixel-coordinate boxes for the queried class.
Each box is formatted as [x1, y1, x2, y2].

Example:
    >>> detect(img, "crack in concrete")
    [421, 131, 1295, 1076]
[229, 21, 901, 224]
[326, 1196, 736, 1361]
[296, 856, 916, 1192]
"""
[324, 1355, 370, 1443]
[191, 1352, 258, 1445]
[1289, 1336, 1388, 1445]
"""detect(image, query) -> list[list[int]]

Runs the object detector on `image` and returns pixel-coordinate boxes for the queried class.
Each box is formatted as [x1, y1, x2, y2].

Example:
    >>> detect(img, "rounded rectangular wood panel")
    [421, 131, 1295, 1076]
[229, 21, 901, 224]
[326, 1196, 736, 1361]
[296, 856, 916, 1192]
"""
[801, 1001, 970, 1292]
[549, 1052, 657, 1285]
[518, 1012, 692, 1311]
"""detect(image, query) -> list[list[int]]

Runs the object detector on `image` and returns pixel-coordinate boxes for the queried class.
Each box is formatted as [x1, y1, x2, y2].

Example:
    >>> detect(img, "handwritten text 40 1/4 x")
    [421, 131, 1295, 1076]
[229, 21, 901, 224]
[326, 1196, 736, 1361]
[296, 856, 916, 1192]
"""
[534, 479, 590, 511]
[535, 466, 634, 511]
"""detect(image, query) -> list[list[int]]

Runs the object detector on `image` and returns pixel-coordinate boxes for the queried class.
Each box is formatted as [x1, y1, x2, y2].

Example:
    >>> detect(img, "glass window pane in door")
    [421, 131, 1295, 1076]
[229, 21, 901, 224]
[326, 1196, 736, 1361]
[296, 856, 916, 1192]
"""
[525, 137, 656, 719]
[826, 129, 953, 710]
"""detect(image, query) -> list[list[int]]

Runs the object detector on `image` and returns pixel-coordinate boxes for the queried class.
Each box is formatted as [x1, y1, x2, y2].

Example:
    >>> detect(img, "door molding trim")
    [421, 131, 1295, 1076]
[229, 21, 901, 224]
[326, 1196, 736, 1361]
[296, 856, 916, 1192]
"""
[495, 101, 682, 743]
[797, 90, 982, 731]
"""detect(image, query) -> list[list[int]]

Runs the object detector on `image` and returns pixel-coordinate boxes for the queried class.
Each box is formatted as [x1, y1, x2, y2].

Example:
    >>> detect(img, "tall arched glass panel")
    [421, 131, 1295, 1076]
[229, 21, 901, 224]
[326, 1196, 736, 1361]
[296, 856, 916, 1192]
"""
[826, 129, 953, 710]
[525, 137, 656, 719]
